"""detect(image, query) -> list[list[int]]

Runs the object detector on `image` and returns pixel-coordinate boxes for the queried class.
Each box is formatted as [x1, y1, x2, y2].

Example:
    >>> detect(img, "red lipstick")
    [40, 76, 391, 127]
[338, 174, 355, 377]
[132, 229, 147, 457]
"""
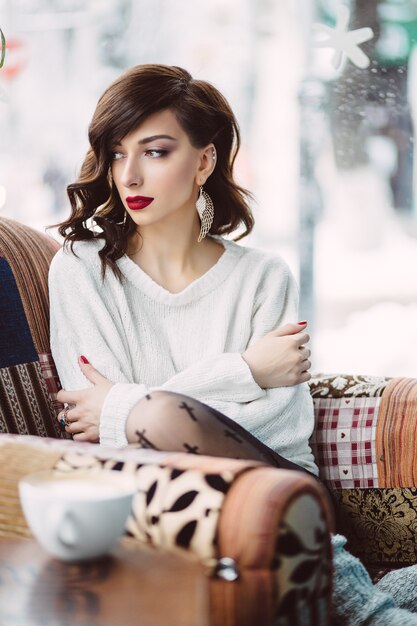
[126, 196, 154, 210]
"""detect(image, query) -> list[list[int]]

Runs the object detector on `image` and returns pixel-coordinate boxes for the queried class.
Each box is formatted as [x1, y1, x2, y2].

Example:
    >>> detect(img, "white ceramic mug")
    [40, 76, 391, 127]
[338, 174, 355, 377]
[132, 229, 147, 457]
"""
[19, 469, 137, 561]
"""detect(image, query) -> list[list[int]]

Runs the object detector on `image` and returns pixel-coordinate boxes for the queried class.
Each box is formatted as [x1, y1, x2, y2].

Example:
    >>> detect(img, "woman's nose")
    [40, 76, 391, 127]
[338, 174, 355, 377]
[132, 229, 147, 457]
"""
[120, 157, 143, 188]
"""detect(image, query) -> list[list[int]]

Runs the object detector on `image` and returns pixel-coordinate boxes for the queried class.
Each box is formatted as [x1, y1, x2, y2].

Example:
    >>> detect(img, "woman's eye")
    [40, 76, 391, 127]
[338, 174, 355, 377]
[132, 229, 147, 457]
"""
[111, 151, 124, 161]
[145, 149, 168, 158]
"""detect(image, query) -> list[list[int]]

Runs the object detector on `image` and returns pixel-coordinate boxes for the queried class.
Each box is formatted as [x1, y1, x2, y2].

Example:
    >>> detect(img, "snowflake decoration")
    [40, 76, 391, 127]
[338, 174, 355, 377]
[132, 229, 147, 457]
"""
[313, 4, 374, 70]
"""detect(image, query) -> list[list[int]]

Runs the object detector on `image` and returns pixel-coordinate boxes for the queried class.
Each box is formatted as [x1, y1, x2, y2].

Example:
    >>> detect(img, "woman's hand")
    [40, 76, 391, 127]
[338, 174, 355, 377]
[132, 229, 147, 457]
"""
[56, 357, 113, 442]
[242, 322, 311, 389]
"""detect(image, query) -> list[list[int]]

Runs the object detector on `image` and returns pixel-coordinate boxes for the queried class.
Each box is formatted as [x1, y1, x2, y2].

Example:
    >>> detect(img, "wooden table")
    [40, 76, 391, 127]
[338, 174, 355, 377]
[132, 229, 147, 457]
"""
[0, 536, 210, 626]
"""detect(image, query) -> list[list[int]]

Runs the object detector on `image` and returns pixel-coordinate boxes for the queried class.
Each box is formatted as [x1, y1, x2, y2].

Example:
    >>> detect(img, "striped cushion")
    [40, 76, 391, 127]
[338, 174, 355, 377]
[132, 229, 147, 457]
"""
[0, 217, 63, 438]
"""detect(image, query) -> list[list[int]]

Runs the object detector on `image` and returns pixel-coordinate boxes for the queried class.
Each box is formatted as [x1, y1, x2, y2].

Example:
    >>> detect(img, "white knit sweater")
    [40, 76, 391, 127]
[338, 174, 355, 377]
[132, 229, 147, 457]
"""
[48, 235, 317, 474]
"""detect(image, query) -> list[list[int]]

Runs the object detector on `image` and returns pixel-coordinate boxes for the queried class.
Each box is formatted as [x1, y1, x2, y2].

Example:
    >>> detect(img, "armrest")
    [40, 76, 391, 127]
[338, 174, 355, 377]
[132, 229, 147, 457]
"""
[309, 373, 417, 571]
[0, 433, 333, 626]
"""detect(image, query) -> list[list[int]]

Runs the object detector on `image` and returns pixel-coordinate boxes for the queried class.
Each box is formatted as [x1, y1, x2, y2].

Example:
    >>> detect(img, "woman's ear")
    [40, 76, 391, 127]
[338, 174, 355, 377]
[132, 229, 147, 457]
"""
[196, 143, 216, 186]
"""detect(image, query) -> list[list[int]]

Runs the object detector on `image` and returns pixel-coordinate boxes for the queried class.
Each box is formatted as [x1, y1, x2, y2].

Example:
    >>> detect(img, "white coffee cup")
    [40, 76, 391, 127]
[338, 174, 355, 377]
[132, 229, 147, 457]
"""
[19, 470, 137, 561]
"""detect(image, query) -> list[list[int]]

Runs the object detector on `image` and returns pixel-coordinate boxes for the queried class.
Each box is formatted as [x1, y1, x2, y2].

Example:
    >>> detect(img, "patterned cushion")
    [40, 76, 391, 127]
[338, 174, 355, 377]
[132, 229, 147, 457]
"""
[0, 217, 63, 438]
[310, 373, 417, 570]
[309, 373, 389, 489]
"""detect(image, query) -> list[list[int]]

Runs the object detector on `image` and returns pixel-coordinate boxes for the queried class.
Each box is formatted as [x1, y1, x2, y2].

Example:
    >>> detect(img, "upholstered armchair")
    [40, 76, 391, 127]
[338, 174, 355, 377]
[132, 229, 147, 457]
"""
[1, 215, 415, 623]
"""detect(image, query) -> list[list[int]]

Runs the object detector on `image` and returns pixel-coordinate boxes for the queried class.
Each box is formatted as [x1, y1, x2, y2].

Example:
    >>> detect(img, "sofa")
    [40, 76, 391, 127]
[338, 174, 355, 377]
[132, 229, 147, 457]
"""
[1, 215, 415, 624]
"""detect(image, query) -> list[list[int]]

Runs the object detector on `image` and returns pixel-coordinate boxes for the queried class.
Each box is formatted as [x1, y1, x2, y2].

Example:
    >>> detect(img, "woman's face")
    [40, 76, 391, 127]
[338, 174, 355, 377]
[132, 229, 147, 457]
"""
[110, 109, 214, 233]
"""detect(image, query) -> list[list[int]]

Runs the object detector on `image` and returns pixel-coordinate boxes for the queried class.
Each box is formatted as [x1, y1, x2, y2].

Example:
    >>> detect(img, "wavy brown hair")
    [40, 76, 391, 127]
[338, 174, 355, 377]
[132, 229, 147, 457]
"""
[54, 64, 254, 279]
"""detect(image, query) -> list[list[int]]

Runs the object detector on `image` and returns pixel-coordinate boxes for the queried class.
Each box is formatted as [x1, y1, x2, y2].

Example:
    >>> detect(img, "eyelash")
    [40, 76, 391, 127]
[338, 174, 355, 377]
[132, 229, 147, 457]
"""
[111, 149, 168, 160]
[146, 149, 168, 158]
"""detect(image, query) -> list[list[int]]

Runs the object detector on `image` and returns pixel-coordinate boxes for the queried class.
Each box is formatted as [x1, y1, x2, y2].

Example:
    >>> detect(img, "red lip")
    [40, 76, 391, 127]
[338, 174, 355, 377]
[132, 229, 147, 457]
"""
[126, 196, 154, 210]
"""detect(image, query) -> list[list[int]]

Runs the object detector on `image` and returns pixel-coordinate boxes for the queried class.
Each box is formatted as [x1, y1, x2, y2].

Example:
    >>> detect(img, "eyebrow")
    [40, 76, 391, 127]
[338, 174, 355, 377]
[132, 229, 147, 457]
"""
[114, 134, 178, 147]
[140, 134, 177, 144]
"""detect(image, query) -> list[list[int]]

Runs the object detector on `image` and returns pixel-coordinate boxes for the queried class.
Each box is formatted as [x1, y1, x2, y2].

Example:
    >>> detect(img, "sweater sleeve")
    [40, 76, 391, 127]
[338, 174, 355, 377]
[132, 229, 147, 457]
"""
[157, 353, 263, 402]
[49, 246, 149, 447]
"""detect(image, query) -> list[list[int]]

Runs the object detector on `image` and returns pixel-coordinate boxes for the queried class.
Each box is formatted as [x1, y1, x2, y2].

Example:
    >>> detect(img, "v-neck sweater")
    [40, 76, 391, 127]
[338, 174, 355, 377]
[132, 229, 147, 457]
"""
[49, 236, 317, 474]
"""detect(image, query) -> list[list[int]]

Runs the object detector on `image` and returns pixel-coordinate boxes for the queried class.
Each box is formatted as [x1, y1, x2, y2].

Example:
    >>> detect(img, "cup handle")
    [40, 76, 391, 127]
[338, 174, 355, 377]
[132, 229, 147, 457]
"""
[47, 504, 80, 547]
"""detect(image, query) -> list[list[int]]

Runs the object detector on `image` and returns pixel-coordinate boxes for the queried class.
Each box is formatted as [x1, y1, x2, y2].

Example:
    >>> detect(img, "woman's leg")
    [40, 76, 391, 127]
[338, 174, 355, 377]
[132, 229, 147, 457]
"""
[126, 390, 305, 471]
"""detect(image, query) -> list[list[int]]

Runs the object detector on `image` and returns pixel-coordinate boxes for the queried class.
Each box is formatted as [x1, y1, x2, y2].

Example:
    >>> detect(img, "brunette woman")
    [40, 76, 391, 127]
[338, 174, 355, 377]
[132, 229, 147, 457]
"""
[49, 64, 417, 625]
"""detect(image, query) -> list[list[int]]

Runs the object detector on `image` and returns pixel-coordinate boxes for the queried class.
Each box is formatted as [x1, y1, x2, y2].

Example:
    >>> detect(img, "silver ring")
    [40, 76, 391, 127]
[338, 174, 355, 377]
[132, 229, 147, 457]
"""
[59, 407, 70, 428]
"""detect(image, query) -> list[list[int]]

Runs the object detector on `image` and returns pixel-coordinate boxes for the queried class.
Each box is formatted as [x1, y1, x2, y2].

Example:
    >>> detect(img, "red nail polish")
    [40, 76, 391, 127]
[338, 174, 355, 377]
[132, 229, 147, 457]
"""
[298, 321, 307, 325]
[80, 355, 89, 364]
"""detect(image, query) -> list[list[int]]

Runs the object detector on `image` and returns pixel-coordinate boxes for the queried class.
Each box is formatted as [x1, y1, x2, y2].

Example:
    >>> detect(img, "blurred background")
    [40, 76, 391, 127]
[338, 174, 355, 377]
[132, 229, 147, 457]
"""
[0, 0, 416, 378]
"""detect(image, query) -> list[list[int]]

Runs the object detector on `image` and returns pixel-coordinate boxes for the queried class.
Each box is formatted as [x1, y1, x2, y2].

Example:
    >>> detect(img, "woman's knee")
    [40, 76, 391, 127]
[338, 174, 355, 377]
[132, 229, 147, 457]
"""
[146, 391, 213, 425]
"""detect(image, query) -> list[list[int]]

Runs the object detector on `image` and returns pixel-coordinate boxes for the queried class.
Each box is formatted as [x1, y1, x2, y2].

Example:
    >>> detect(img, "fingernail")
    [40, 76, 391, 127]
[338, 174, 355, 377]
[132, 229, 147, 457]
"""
[298, 321, 307, 325]
[80, 355, 89, 364]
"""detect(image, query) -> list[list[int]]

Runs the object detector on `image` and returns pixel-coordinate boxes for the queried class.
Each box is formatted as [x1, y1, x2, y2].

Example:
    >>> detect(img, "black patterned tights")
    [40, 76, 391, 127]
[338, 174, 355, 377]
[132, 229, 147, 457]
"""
[128, 390, 306, 473]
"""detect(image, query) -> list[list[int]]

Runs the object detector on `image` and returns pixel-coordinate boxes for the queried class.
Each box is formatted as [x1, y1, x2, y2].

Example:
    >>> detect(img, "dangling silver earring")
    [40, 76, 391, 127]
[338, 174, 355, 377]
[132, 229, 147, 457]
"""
[196, 185, 214, 242]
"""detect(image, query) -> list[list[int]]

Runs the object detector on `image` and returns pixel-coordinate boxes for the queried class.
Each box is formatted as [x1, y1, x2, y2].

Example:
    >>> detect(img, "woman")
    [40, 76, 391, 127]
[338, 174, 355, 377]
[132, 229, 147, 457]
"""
[49, 64, 417, 624]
